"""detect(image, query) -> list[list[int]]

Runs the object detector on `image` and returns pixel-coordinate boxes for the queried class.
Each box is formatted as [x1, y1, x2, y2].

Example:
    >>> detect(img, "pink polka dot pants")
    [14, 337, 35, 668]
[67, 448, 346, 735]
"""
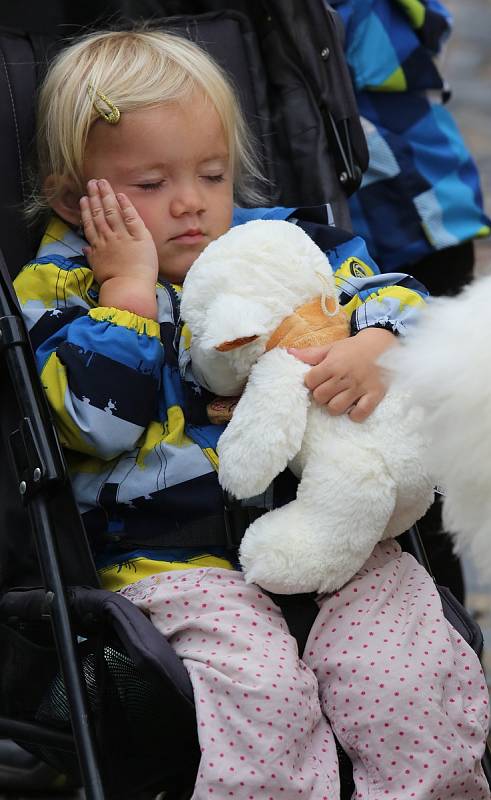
[305, 541, 490, 799]
[122, 568, 338, 798]
[121, 541, 490, 800]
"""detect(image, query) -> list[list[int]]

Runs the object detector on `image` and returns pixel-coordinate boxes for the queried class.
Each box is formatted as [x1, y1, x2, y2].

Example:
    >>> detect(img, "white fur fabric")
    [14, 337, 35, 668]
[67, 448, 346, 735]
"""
[182, 220, 435, 594]
[385, 273, 491, 582]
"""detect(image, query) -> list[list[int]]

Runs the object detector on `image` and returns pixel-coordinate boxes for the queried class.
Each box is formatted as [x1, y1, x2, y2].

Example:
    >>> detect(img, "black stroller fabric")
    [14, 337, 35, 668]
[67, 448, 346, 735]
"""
[0, 3, 368, 277]
[0, 588, 200, 795]
[0, 30, 58, 277]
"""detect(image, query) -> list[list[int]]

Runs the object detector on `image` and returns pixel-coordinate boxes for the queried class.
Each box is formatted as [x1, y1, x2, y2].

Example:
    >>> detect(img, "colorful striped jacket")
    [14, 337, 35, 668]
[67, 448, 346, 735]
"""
[14, 205, 428, 590]
[330, 0, 490, 270]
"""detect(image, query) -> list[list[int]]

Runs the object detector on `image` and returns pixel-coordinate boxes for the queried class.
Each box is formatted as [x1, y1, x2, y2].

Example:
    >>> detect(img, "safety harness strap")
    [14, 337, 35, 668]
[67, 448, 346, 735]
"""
[122, 495, 320, 655]
[120, 501, 265, 552]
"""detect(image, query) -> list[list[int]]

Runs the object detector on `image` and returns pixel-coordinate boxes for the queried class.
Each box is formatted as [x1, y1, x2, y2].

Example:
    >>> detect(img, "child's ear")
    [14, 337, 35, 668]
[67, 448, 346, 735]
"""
[44, 175, 82, 226]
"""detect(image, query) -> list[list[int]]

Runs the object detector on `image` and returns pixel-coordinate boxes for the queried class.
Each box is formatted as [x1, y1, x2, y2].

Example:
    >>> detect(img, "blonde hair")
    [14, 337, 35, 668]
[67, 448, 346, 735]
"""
[29, 27, 267, 218]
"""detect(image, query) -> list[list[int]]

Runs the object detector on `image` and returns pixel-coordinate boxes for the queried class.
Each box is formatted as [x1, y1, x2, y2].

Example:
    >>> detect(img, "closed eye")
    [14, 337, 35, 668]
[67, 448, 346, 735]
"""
[202, 174, 225, 183]
[135, 181, 165, 192]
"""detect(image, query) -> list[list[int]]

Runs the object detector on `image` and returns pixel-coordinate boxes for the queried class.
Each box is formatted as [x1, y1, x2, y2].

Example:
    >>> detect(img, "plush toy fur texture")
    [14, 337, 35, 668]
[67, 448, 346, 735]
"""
[181, 220, 434, 594]
[385, 273, 491, 582]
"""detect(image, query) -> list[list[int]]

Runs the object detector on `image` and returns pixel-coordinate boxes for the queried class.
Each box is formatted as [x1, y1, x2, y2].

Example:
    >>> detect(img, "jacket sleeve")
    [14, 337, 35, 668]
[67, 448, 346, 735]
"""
[328, 233, 429, 336]
[14, 258, 164, 460]
[291, 211, 429, 336]
[330, 0, 452, 91]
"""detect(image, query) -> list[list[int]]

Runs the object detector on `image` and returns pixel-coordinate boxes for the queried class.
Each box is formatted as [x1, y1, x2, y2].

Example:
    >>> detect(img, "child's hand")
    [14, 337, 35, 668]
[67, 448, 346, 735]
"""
[289, 328, 398, 422]
[80, 179, 158, 319]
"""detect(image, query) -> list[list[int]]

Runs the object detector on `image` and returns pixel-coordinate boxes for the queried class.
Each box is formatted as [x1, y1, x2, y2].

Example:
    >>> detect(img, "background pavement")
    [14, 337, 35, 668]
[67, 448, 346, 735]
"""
[441, 0, 491, 681]
[444, 0, 491, 275]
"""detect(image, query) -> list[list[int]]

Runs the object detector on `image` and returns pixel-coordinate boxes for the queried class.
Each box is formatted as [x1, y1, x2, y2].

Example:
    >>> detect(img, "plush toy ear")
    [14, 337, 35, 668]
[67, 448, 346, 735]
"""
[201, 294, 271, 351]
[215, 335, 259, 352]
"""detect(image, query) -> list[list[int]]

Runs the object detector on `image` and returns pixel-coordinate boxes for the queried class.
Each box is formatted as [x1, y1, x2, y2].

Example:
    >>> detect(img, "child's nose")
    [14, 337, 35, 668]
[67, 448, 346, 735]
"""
[170, 182, 205, 217]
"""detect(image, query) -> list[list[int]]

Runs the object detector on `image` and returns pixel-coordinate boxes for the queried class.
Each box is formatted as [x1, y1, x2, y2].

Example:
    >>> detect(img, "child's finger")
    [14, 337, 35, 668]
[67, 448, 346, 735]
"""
[288, 344, 332, 366]
[79, 196, 97, 243]
[87, 179, 111, 237]
[349, 389, 385, 423]
[304, 358, 337, 391]
[325, 386, 359, 416]
[97, 179, 126, 232]
[116, 193, 147, 238]
[309, 375, 349, 404]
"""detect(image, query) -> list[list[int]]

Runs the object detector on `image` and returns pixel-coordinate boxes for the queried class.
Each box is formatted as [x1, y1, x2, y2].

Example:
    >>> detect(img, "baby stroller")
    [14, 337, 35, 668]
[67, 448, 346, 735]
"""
[0, 3, 489, 798]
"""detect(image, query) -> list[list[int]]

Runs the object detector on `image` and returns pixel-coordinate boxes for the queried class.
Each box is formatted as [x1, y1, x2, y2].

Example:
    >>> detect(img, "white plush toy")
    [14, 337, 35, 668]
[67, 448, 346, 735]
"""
[181, 219, 434, 594]
[385, 273, 491, 582]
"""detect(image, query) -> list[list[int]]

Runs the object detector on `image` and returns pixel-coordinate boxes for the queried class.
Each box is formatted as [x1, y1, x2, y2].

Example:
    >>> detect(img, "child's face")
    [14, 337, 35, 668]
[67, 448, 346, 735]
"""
[82, 94, 234, 283]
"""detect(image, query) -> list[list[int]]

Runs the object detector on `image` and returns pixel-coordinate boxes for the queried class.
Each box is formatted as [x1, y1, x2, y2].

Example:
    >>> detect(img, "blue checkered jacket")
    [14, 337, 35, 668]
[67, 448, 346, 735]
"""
[330, 0, 490, 270]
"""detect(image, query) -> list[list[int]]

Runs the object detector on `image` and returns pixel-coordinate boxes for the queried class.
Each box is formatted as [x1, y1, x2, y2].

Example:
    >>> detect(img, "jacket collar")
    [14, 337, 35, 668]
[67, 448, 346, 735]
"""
[37, 216, 87, 260]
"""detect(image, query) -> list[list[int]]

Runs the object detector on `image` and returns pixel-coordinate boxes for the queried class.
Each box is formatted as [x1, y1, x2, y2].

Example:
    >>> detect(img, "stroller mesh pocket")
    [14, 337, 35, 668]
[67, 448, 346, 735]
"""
[33, 634, 198, 796]
[36, 640, 158, 729]
[0, 620, 59, 720]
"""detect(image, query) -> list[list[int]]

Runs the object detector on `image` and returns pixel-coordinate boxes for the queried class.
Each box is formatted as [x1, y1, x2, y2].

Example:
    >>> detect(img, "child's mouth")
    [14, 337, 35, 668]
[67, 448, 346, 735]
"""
[170, 230, 205, 244]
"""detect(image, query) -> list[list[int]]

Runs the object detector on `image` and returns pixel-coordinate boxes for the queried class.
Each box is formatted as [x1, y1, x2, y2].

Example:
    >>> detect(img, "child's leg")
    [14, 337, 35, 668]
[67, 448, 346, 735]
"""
[304, 540, 490, 800]
[121, 568, 339, 800]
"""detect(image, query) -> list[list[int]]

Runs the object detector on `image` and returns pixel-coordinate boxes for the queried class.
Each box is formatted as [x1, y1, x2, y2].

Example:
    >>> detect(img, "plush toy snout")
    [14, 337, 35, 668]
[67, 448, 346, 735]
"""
[198, 294, 271, 352]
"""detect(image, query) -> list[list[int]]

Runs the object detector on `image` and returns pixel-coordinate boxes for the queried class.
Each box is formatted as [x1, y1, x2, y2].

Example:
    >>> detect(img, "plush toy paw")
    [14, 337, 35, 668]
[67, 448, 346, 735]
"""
[216, 349, 310, 499]
[239, 501, 347, 594]
[239, 497, 384, 595]
[239, 511, 322, 594]
[218, 425, 290, 498]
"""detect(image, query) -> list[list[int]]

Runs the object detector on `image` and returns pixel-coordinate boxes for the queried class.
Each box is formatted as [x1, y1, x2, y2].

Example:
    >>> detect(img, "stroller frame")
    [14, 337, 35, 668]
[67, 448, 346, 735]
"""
[0, 247, 105, 797]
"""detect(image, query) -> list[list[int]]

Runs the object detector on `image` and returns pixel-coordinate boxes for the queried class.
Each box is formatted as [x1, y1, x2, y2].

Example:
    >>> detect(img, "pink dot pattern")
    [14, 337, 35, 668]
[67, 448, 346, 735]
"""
[307, 541, 490, 799]
[121, 541, 491, 800]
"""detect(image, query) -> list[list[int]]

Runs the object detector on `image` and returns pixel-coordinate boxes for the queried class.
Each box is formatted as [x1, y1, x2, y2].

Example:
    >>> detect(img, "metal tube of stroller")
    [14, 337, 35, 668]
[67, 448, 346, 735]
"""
[28, 495, 105, 800]
[0, 718, 75, 751]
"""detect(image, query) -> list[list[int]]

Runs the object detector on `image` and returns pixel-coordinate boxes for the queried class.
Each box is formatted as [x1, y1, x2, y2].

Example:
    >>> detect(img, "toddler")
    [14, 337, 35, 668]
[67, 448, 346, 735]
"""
[15, 27, 490, 799]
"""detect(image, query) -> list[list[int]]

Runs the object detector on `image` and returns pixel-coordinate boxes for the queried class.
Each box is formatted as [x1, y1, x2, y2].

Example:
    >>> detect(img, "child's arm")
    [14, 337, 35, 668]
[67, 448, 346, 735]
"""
[14, 235, 164, 462]
[289, 228, 428, 422]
